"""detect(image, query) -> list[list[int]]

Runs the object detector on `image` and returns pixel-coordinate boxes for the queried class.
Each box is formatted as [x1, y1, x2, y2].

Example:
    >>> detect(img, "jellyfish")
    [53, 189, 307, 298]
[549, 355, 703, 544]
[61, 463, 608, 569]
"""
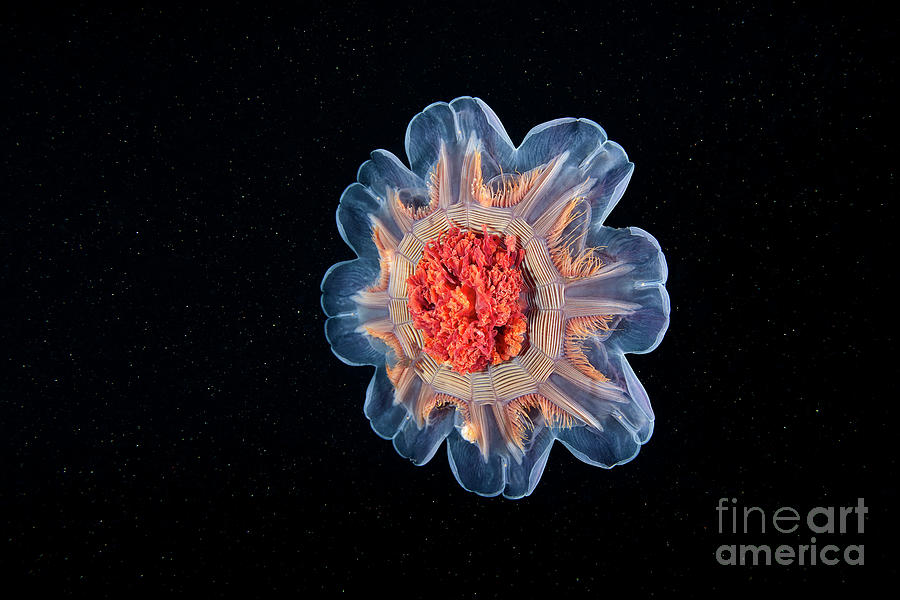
[321, 97, 669, 498]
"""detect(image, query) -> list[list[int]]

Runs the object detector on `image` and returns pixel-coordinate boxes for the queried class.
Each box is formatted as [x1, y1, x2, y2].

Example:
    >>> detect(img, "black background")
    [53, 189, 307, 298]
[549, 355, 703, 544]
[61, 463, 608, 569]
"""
[3, 4, 895, 595]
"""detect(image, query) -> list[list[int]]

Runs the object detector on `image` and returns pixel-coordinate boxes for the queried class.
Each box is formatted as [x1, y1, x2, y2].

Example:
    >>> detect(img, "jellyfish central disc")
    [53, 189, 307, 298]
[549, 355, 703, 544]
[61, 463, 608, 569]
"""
[406, 226, 528, 375]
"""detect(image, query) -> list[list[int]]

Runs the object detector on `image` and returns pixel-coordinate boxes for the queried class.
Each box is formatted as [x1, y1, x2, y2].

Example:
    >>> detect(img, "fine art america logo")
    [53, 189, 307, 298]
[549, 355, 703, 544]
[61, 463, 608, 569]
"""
[715, 498, 866, 566]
